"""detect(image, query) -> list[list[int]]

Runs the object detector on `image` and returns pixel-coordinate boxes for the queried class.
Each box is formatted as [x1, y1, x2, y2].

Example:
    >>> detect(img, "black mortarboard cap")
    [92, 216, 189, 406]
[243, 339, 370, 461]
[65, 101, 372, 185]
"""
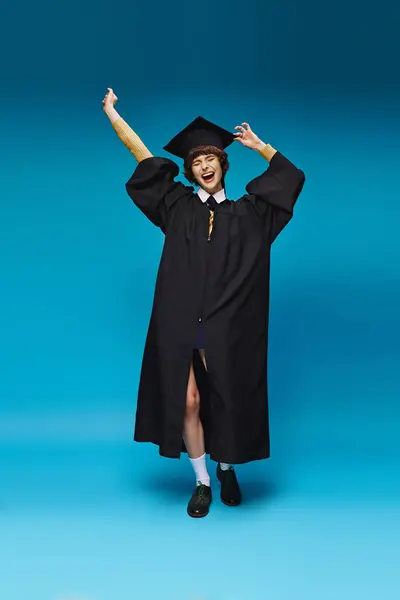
[163, 116, 235, 160]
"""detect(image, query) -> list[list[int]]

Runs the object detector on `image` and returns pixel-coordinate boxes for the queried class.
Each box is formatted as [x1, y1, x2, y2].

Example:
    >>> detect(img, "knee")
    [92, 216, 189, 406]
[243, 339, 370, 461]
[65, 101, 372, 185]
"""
[186, 389, 200, 416]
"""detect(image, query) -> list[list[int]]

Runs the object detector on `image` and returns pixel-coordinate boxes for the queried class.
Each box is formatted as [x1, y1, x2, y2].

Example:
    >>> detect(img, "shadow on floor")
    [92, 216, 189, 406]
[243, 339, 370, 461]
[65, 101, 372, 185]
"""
[132, 471, 281, 505]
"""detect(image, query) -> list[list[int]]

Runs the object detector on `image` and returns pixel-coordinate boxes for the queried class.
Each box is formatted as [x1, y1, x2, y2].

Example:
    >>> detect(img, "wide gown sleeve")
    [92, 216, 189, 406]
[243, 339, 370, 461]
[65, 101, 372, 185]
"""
[125, 157, 190, 232]
[245, 151, 306, 243]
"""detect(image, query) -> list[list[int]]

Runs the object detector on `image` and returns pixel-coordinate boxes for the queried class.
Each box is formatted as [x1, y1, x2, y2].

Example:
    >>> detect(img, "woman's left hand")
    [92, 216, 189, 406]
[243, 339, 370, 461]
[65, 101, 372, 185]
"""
[234, 123, 265, 151]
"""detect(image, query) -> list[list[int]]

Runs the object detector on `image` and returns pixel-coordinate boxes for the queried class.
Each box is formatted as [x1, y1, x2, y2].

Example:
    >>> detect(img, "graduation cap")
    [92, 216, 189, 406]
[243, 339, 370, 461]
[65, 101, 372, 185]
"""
[163, 116, 235, 160]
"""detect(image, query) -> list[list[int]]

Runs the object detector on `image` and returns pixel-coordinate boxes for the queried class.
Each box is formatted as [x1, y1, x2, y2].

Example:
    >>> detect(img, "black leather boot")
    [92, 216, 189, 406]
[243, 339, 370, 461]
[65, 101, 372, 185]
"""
[217, 464, 242, 506]
[187, 483, 212, 518]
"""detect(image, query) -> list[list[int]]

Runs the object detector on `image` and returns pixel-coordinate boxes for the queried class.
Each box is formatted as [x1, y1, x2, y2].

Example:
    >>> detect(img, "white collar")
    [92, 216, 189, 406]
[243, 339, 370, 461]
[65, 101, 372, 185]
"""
[197, 187, 226, 204]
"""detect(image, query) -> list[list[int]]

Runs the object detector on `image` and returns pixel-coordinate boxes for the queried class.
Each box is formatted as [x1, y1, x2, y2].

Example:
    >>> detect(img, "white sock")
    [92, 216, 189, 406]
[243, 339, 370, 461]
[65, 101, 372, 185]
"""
[220, 463, 232, 471]
[189, 453, 210, 486]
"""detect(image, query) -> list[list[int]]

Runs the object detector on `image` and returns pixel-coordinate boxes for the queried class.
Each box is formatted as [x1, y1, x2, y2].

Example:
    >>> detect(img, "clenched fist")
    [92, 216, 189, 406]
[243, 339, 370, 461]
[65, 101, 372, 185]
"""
[102, 88, 118, 115]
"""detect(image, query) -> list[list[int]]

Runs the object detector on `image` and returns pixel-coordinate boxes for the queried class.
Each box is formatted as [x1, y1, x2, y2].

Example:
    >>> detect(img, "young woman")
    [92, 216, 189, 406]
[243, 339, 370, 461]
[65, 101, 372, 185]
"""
[102, 88, 305, 518]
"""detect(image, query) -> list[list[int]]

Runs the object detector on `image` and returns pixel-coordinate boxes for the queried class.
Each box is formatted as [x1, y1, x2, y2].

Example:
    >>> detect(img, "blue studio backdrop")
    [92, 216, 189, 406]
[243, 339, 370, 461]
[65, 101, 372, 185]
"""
[1, 1, 399, 599]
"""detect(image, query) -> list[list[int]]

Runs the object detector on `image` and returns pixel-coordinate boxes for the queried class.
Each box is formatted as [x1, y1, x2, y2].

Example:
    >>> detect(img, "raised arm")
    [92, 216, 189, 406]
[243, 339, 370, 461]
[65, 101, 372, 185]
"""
[102, 88, 190, 232]
[102, 88, 153, 162]
[235, 122, 305, 242]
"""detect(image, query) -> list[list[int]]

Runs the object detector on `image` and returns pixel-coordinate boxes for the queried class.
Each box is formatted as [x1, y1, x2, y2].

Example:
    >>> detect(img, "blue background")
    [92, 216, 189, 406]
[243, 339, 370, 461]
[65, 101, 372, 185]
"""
[1, 1, 399, 599]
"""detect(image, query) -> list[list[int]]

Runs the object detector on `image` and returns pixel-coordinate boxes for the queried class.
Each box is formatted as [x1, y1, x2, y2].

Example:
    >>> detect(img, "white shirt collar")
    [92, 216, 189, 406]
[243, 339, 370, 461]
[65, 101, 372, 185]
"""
[197, 187, 226, 204]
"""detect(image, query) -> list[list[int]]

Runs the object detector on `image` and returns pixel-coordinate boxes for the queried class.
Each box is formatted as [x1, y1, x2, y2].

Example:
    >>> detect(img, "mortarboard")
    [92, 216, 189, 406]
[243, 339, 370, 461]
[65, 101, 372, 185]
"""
[163, 116, 235, 160]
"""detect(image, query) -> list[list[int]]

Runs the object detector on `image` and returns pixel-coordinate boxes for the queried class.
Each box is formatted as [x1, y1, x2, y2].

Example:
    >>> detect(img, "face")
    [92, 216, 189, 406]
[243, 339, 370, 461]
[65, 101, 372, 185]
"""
[191, 154, 223, 194]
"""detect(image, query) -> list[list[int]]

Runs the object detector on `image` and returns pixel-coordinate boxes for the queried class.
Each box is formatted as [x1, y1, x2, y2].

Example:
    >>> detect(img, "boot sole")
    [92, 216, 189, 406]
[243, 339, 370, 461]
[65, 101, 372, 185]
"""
[187, 509, 210, 518]
[220, 497, 241, 507]
[187, 500, 212, 518]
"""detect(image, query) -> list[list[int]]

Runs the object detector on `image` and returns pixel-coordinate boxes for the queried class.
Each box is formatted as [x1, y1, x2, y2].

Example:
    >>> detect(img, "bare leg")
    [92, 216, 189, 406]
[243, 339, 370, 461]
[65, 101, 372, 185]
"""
[185, 352, 213, 517]
[183, 361, 205, 458]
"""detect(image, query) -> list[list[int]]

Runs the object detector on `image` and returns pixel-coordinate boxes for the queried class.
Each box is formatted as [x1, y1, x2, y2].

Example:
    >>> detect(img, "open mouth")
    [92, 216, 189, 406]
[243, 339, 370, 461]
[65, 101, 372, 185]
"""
[202, 172, 215, 184]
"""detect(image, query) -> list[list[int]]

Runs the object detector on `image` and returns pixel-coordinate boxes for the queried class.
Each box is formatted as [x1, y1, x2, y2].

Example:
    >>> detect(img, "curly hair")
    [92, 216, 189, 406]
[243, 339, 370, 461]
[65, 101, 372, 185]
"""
[183, 145, 230, 185]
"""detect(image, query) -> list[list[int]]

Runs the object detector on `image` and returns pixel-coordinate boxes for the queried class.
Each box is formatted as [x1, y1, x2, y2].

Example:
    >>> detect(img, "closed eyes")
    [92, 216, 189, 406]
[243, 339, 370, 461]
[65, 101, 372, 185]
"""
[193, 156, 217, 167]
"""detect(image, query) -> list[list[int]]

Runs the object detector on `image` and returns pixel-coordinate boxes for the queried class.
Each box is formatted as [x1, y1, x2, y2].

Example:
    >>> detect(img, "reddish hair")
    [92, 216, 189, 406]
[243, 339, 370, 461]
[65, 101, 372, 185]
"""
[183, 145, 230, 185]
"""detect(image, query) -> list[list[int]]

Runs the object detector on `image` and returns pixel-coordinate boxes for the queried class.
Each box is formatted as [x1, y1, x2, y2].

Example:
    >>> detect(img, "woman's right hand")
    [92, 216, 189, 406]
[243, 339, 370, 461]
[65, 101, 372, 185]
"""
[102, 88, 118, 115]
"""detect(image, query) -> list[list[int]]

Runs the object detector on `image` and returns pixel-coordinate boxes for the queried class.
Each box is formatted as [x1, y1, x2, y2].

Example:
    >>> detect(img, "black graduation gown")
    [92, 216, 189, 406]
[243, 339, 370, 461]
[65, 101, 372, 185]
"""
[126, 151, 305, 464]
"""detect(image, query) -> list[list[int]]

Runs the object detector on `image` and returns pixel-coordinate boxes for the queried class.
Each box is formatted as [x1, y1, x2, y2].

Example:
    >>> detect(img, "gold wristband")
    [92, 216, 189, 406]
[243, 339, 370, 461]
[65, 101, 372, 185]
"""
[258, 143, 277, 162]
